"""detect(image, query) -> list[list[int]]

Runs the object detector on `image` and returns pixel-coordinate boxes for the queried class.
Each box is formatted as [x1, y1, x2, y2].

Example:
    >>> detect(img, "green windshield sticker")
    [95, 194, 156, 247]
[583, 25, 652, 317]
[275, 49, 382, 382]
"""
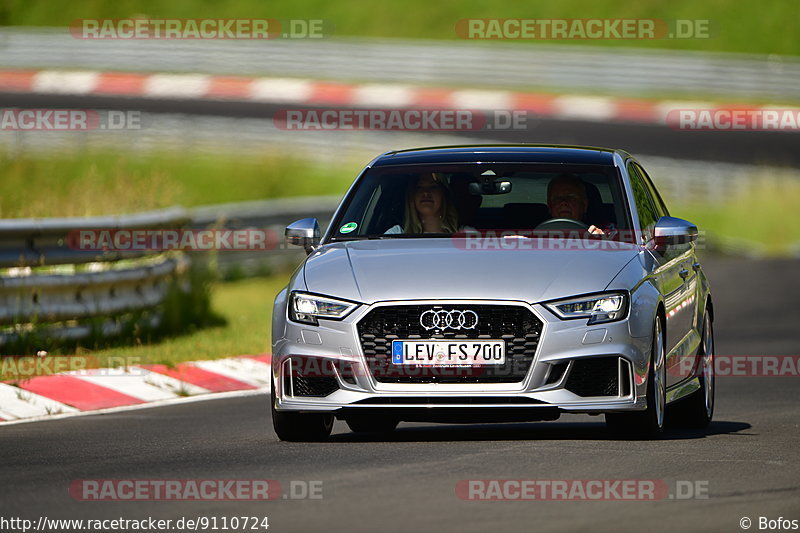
[339, 222, 358, 234]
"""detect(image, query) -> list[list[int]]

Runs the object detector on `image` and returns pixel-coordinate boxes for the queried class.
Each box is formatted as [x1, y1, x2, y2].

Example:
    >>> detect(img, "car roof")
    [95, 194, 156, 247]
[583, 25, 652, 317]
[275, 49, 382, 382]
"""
[371, 144, 626, 167]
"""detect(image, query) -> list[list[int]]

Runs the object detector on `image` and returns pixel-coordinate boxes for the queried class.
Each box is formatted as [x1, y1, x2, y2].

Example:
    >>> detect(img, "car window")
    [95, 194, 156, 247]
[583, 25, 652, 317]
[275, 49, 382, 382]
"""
[634, 162, 669, 218]
[627, 163, 659, 231]
[329, 163, 632, 240]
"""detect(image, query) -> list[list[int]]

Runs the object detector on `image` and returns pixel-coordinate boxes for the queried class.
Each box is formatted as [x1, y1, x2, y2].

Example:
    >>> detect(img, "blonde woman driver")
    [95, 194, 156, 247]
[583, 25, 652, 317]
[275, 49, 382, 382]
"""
[385, 173, 460, 234]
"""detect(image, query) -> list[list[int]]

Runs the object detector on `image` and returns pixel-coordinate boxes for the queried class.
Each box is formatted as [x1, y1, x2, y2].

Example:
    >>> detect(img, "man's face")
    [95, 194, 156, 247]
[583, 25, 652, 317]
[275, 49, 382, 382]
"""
[548, 181, 588, 220]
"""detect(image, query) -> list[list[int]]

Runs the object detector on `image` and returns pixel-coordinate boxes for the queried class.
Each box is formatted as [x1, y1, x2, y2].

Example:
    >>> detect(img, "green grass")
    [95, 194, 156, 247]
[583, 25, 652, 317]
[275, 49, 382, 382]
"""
[0, 150, 361, 218]
[670, 175, 800, 256]
[1, 0, 797, 55]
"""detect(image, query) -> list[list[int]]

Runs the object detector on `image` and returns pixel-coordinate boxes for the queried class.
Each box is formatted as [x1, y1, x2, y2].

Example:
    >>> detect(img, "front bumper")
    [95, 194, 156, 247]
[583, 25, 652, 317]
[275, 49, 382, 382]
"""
[272, 299, 652, 418]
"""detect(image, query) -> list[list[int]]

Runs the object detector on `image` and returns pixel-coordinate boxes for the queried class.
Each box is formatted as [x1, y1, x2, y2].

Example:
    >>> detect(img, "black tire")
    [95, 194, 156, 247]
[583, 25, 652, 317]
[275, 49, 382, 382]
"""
[671, 310, 714, 428]
[606, 316, 666, 439]
[345, 414, 399, 434]
[270, 385, 333, 442]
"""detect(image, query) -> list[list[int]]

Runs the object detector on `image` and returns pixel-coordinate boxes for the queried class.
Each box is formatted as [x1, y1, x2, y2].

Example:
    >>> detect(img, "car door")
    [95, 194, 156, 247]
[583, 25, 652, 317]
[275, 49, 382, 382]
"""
[627, 162, 688, 388]
[636, 163, 699, 383]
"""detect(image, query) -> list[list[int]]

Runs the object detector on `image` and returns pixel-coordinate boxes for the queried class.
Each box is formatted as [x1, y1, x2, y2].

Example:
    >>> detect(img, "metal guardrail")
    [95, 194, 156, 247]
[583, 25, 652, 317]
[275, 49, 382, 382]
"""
[0, 198, 340, 345]
[0, 257, 180, 324]
[188, 195, 340, 276]
[1, 28, 798, 100]
[0, 206, 189, 268]
[0, 207, 189, 344]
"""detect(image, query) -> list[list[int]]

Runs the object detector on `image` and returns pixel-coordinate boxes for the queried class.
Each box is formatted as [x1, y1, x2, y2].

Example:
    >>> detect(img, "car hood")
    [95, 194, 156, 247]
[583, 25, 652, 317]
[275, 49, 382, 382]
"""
[302, 238, 640, 304]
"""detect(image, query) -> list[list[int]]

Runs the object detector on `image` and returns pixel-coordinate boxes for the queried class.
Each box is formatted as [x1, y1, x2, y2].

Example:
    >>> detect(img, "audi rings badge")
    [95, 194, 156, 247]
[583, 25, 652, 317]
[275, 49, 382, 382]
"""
[420, 309, 479, 330]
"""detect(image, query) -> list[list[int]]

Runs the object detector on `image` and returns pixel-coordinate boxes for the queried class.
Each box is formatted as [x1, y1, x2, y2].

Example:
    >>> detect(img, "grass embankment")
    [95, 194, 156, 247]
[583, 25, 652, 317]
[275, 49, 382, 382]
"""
[0, 151, 360, 218]
[0, 0, 796, 55]
[670, 176, 800, 256]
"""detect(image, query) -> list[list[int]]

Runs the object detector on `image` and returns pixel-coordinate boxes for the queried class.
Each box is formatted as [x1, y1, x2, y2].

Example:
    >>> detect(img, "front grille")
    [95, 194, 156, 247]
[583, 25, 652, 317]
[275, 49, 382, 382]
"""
[565, 356, 620, 397]
[292, 375, 339, 397]
[357, 304, 543, 383]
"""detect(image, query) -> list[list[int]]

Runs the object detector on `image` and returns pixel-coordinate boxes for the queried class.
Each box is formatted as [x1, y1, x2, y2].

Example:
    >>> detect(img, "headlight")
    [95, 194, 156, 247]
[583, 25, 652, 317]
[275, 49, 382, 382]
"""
[544, 292, 628, 324]
[289, 292, 359, 325]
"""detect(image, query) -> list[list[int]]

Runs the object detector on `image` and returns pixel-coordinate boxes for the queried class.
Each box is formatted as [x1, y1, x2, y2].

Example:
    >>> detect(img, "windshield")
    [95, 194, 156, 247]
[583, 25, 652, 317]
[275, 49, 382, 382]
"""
[328, 163, 632, 241]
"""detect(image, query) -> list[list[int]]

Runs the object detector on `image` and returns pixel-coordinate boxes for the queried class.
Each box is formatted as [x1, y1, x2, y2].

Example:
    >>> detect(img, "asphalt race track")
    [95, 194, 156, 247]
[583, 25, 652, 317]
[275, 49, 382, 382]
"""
[1, 256, 798, 533]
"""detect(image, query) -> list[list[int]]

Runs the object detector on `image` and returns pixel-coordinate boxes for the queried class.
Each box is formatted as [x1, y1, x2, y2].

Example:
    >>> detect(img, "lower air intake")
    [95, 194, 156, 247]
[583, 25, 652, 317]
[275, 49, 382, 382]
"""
[565, 356, 627, 397]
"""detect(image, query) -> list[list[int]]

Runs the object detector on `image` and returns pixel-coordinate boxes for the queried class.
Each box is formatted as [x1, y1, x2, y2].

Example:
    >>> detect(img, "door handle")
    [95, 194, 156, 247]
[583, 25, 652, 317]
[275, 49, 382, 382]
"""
[679, 269, 689, 280]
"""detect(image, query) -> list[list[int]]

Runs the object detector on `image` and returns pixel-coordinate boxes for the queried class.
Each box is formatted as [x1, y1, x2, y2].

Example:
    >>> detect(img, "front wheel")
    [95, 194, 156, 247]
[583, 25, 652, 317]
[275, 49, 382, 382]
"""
[271, 385, 333, 442]
[606, 316, 666, 439]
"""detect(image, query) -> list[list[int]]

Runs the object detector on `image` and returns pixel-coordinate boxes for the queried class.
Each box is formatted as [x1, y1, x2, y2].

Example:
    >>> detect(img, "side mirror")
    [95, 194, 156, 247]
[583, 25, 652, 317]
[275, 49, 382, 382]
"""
[653, 216, 698, 246]
[285, 218, 320, 254]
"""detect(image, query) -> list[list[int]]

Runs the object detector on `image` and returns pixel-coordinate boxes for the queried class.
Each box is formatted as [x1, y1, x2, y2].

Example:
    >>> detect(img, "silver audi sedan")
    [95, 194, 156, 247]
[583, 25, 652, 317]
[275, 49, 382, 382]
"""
[271, 145, 714, 441]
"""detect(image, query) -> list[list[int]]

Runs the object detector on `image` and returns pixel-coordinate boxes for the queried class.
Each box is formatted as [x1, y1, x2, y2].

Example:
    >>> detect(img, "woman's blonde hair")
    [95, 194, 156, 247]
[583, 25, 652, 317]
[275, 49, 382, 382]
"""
[403, 173, 459, 234]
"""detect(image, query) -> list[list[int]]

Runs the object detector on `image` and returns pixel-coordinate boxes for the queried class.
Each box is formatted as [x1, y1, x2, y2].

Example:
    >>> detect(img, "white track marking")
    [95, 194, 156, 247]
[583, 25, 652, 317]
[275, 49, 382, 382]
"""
[68, 367, 182, 402]
[131, 366, 211, 396]
[32, 71, 99, 94]
[143, 74, 211, 99]
[192, 358, 271, 387]
[553, 95, 617, 121]
[0, 383, 78, 420]
[451, 89, 513, 110]
[352, 84, 414, 108]
[249, 77, 313, 102]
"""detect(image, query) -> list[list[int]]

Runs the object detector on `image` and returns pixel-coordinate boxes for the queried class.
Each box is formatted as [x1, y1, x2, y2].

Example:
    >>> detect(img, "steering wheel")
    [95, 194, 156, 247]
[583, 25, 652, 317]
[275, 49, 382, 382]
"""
[534, 218, 590, 231]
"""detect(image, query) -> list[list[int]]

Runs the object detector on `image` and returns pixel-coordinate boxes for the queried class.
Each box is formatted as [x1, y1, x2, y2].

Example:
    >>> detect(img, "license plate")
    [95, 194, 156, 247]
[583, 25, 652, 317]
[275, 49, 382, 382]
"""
[391, 340, 505, 366]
